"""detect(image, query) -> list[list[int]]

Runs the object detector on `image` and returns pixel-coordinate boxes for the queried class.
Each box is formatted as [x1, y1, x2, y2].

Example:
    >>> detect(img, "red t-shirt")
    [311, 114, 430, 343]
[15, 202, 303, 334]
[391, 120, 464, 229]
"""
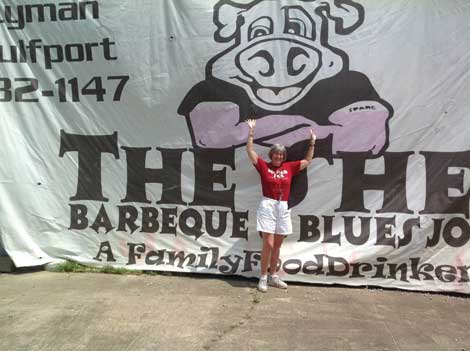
[254, 158, 302, 201]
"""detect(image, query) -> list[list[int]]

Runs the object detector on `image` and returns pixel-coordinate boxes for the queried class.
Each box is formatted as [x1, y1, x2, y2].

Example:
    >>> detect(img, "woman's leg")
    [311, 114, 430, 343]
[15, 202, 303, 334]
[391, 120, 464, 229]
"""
[269, 234, 285, 275]
[260, 232, 274, 276]
[268, 234, 288, 289]
[258, 232, 274, 292]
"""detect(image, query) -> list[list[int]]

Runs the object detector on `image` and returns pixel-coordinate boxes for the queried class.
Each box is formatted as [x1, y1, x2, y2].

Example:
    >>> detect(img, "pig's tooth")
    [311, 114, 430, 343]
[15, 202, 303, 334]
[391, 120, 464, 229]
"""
[257, 87, 301, 103]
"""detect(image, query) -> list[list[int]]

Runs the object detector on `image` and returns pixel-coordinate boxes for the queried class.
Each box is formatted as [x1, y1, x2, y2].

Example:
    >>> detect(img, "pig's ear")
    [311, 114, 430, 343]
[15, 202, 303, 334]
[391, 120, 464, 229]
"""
[213, 1, 249, 42]
[321, 0, 365, 34]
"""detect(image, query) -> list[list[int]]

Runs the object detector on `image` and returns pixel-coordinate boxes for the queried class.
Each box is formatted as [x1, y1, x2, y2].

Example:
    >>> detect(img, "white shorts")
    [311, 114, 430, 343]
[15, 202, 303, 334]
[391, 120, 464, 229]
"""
[256, 197, 293, 235]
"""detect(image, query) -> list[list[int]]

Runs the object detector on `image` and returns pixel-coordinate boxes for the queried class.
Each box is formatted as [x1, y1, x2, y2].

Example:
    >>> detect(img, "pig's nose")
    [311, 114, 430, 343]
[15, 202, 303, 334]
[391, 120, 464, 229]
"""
[287, 47, 309, 76]
[247, 46, 310, 78]
[247, 50, 275, 77]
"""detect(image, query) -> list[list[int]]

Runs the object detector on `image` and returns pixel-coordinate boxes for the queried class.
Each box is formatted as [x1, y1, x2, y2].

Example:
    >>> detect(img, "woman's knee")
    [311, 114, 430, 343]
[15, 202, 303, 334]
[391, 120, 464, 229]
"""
[273, 234, 285, 249]
[262, 232, 274, 250]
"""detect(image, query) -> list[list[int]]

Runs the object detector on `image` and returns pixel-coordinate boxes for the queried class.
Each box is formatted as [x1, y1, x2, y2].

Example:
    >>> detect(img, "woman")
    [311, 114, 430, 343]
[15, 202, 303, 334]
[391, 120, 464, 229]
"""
[245, 119, 316, 292]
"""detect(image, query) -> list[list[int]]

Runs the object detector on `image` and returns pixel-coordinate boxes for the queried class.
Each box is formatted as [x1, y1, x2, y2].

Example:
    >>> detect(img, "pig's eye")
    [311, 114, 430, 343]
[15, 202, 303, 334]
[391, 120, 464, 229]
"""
[286, 20, 306, 36]
[248, 17, 273, 41]
[250, 26, 270, 39]
[283, 7, 315, 40]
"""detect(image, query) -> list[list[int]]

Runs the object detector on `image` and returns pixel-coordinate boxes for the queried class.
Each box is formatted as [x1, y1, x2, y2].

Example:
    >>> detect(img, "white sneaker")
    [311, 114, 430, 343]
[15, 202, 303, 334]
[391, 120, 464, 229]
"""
[268, 275, 288, 289]
[257, 277, 268, 293]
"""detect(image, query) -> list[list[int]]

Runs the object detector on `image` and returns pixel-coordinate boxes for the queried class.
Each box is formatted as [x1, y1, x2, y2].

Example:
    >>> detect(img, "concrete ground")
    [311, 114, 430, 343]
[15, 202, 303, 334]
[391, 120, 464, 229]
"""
[0, 271, 469, 351]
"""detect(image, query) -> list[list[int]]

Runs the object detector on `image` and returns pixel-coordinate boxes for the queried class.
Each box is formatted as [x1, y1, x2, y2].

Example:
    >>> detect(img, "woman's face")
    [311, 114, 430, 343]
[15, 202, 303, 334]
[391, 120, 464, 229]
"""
[271, 151, 284, 167]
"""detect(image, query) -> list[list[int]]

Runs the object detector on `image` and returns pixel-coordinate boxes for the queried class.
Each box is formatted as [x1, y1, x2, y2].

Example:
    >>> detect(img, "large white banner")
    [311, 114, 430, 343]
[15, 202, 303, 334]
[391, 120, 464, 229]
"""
[1, 0, 470, 293]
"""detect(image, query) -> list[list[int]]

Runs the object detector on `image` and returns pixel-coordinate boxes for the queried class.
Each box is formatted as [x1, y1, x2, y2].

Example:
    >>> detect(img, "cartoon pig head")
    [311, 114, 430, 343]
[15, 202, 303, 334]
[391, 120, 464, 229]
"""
[209, 0, 363, 111]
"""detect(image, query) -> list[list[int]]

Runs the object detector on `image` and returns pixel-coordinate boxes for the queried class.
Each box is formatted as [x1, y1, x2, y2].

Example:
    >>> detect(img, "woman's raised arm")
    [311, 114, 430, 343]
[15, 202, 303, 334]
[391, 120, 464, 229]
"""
[300, 129, 316, 170]
[246, 119, 258, 165]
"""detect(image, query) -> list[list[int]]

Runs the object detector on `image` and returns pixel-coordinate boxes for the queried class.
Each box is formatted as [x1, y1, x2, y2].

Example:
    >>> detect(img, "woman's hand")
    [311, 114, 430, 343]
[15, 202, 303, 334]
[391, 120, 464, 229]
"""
[310, 128, 316, 144]
[246, 119, 256, 131]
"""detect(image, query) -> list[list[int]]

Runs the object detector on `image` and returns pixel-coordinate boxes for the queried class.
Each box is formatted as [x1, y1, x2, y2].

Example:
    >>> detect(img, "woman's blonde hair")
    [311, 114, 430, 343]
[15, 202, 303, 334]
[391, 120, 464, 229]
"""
[268, 144, 287, 161]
